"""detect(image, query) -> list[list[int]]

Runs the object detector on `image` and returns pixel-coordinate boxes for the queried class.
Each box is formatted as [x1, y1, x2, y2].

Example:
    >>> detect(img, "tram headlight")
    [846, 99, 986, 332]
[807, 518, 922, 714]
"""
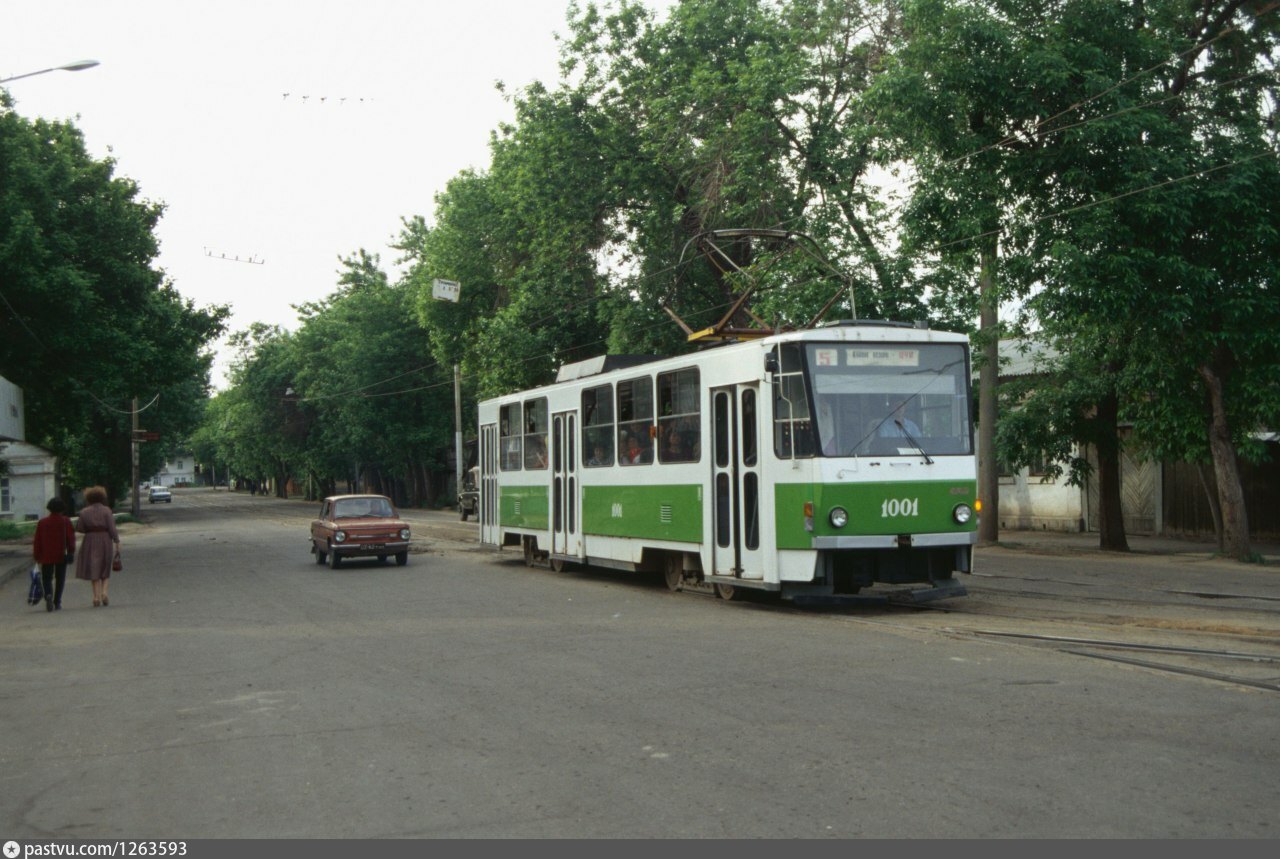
[335, 530, 347, 543]
[829, 507, 849, 529]
[952, 504, 973, 525]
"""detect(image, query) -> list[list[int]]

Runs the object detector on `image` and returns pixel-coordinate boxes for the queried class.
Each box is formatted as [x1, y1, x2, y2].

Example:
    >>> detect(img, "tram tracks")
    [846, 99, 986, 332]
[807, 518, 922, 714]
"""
[939, 628, 1280, 693]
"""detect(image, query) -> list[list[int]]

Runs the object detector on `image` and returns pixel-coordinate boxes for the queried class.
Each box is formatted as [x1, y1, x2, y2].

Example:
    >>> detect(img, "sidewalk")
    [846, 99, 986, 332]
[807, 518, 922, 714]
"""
[989, 527, 1280, 563]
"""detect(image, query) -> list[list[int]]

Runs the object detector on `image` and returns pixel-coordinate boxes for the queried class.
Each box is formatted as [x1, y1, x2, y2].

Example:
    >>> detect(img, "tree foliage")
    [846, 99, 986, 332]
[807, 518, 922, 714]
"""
[202, 253, 456, 505]
[0, 94, 227, 501]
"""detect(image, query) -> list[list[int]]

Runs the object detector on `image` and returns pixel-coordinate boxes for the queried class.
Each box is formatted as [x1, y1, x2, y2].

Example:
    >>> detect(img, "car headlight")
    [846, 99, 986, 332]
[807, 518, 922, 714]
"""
[953, 504, 972, 525]
[829, 507, 849, 529]
[399, 528, 410, 540]
[334, 531, 347, 543]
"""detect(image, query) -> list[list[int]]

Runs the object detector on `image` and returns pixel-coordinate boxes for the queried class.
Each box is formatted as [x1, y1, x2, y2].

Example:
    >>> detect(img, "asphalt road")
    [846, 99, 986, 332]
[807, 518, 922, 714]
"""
[1, 488, 1277, 838]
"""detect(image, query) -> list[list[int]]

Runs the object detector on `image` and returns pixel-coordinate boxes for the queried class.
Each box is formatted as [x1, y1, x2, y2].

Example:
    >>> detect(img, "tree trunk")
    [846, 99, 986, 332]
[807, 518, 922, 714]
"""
[1198, 362, 1252, 560]
[1094, 393, 1129, 551]
[977, 246, 1000, 545]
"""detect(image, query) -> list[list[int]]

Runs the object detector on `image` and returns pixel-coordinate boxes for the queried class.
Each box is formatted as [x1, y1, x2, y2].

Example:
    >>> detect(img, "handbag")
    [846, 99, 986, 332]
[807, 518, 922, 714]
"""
[112, 550, 122, 572]
[27, 565, 45, 605]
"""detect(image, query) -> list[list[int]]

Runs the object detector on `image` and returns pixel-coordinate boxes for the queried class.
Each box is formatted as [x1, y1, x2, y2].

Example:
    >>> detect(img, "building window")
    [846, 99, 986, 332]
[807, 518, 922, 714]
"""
[0, 477, 9, 513]
[1029, 451, 1054, 479]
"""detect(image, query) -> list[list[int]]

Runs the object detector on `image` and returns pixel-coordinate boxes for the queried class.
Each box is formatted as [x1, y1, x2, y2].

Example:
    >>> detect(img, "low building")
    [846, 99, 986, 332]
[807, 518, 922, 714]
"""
[0, 375, 59, 522]
[150, 453, 196, 487]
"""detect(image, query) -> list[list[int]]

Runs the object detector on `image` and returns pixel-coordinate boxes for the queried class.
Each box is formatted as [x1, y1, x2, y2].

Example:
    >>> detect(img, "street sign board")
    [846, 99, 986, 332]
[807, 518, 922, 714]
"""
[133, 431, 160, 442]
[432, 278, 461, 302]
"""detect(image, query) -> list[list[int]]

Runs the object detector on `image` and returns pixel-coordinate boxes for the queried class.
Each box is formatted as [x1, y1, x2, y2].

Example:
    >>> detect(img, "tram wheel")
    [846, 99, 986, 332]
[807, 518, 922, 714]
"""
[714, 582, 741, 601]
[664, 555, 684, 592]
[550, 557, 566, 573]
[523, 537, 537, 568]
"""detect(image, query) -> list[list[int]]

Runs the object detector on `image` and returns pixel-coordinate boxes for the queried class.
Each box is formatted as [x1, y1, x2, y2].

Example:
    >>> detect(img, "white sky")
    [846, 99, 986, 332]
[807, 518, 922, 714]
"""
[3, 1, 665, 387]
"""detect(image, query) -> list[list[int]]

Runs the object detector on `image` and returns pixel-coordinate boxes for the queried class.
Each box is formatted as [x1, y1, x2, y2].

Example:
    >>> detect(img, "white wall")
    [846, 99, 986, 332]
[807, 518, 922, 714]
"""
[152, 452, 196, 487]
[0, 376, 24, 441]
[998, 467, 1086, 532]
[0, 441, 58, 521]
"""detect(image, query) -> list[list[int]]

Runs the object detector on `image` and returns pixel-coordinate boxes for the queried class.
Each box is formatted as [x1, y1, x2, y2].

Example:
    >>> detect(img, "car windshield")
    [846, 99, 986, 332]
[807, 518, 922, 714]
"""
[333, 498, 395, 518]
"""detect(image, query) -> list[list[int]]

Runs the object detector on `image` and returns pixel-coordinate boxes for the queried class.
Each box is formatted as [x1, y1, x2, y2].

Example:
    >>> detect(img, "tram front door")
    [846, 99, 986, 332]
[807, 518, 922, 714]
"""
[710, 384, 763, 580]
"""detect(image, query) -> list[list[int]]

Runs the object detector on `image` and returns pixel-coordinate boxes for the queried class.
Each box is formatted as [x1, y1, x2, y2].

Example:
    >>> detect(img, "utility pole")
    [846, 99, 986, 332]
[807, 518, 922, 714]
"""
[131, 397, 140, 517]
[454, 364, 463, 502]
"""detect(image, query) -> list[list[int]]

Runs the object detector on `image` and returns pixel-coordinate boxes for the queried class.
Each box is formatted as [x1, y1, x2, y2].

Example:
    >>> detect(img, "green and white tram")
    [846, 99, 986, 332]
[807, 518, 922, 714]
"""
[476, 321, 977, 603]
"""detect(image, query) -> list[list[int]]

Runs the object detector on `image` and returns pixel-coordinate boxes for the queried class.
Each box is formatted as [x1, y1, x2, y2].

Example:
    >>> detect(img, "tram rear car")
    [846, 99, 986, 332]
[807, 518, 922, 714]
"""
[476, 323, 977, 602]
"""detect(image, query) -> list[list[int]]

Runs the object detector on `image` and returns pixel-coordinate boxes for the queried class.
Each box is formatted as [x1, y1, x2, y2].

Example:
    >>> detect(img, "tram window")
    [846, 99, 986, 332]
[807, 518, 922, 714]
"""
[582, 384, 614, 467]
[741, 389, 757, 466]
[715, 473, 731, 548]
[658, 368, 700, 464]
[500, 403, 522, 471]
[714, 392, 730, 468]
[524, 397, 548, 470]
[617, 376, 654, 466]
[743, 472, 760, 550]
[773, 344, 815, 458]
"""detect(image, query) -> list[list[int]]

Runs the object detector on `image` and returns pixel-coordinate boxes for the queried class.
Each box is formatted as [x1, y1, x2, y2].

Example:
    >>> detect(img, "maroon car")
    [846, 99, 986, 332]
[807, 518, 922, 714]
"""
[310, 494, 411, 568]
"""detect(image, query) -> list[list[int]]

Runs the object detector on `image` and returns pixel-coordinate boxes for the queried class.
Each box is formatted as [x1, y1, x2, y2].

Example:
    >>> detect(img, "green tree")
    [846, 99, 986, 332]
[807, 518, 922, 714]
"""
[0, 96, 226, 501]
[878, 0, 1279, 558]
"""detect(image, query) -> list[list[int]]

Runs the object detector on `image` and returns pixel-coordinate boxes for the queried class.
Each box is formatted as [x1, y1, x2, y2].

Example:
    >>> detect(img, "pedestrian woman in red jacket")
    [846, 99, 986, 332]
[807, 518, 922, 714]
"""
[75, 486, 120, 607]
[33, 497, 76, 612]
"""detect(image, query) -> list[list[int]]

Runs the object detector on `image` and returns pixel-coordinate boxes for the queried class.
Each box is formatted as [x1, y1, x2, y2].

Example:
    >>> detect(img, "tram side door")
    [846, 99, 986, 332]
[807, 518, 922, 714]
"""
[480, 422, 499, 546]
[550, 411, 581, 560]
[710, 384, 764, 580]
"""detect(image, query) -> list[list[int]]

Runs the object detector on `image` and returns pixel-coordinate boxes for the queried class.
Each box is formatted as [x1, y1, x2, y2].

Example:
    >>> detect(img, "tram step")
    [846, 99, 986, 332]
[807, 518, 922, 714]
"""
[791, 581, 967, 607]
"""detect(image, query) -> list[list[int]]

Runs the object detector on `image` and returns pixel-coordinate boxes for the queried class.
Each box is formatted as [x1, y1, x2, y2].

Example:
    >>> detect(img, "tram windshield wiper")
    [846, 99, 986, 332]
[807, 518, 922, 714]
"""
[894, 419, 934, 465]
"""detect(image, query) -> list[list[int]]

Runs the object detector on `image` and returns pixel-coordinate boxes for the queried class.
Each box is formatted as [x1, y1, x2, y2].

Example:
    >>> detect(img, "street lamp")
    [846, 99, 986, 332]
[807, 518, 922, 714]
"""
[0, 59, 100, 84]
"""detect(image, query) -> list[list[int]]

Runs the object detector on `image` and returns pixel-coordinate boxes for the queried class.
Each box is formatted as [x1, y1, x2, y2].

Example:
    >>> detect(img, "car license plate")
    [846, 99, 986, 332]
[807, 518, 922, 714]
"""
[362, 544, 386, 551]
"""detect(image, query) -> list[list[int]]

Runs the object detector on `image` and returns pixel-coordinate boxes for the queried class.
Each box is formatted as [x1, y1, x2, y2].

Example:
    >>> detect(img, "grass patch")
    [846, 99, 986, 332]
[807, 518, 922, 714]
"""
[0, 520, 35, 540]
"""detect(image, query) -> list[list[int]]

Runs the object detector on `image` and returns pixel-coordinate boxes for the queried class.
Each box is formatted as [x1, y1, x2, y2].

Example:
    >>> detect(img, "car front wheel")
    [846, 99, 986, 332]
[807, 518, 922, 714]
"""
[314, 543, 327, 565]
[395, 552, 408, 566]
[328, 546, 342, 569]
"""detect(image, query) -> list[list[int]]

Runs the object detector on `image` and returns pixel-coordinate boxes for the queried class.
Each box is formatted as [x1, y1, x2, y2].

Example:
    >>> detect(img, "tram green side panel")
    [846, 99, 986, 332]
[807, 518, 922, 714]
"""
[499, 485, 550, 530]
[775, 480, 978, 549]
[581, 484, 703, 543]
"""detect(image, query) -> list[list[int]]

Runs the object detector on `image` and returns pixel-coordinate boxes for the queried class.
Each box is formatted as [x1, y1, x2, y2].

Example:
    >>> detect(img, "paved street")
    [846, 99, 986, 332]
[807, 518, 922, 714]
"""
[1, 488, 1278, 837]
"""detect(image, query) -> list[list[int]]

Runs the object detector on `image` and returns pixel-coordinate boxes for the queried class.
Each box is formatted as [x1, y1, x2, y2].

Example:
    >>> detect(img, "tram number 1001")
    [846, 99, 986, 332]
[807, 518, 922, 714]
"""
[880, 498, 920, 518]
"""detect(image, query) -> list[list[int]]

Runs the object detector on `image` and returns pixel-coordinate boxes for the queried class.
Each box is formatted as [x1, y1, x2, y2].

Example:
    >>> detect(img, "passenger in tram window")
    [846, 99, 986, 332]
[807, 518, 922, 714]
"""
[624, 434, 652, 464]
[588, 443, 609, 467]
[526, 437, 548, 469]
[662, 424, 687, 462]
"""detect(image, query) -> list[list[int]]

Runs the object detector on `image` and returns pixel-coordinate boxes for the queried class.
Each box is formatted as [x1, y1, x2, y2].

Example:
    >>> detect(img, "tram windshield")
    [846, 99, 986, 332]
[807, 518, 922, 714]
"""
[775, 342, 972, 458]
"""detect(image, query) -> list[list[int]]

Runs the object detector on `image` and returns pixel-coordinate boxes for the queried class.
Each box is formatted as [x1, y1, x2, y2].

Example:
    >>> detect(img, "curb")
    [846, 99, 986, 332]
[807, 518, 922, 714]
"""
[3, 556, 32, 590]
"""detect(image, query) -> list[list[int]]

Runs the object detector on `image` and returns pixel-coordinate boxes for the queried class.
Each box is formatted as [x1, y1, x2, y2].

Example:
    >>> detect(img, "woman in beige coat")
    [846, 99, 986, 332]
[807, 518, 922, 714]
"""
[75, 486, 120, 607]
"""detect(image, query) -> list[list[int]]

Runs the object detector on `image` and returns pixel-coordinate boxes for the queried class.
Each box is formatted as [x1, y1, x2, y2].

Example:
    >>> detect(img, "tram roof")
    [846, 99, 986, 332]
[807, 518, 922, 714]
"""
[482, 321, 966, 397]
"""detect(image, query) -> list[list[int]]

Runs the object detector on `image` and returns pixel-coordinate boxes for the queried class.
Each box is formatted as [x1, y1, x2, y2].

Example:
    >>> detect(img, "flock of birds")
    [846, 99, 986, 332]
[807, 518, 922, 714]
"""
[281, 93, 374, 105]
